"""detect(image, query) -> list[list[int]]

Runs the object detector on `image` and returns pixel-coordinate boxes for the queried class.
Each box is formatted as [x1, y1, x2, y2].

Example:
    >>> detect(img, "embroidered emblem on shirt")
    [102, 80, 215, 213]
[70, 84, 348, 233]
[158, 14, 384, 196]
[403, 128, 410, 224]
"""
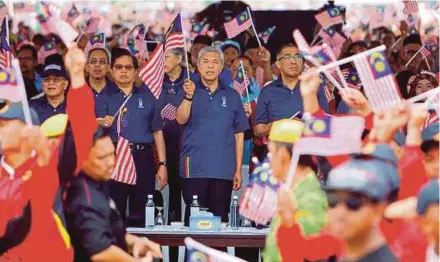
[167, 88, 176, 95]
[221, 96, 227, 107]
[138, 98, 144, 108]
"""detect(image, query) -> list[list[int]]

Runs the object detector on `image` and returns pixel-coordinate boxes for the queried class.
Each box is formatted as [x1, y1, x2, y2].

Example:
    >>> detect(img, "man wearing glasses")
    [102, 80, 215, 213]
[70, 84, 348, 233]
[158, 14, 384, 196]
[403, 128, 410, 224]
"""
[29, 61, 69, 122]
[95, 49, 168, 227]
[85, 47, 117, 99]
[254, 44, 329, 137]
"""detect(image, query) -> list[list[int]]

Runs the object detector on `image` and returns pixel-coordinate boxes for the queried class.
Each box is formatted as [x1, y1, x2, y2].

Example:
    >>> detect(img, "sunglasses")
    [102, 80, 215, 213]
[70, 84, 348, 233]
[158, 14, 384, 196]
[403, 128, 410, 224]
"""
[89, 59, 108, 65]
[113, 64, 134, 71]
[327, 192, 376, 211]
[278, 53, 303, 62]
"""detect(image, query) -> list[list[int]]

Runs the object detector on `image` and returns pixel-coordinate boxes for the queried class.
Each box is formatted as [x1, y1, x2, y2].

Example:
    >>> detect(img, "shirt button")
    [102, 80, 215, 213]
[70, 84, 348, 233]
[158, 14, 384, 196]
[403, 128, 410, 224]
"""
[172, 83, 175, 86]
[210, 97, 212, 100]
[209, 93, 211, 95]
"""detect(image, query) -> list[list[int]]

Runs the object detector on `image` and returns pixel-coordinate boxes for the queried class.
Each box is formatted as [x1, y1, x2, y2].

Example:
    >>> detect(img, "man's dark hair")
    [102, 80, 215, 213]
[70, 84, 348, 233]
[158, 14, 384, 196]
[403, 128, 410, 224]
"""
[32, 34, 44, 44]
[93, 127, 111, 145]
[17, 44, 38, 60]
[231, 55, 254, 67]
[403, 34, 422, 47]
[87, 48, 111, 64]
[110, 48, 139, 69]
[276, 43, 299, 60]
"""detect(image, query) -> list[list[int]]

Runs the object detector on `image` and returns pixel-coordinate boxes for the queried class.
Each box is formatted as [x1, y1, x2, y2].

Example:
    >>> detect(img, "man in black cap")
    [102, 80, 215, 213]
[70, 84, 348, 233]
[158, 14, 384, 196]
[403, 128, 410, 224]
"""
[29, 59, 69, 123]
[190, 35, 212, 72]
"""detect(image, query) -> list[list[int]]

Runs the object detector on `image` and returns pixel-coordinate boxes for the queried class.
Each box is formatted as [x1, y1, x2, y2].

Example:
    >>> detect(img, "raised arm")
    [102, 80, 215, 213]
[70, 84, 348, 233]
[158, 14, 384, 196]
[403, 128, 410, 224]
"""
[64, 43, 98, 175]
[176, 80, 195, 125]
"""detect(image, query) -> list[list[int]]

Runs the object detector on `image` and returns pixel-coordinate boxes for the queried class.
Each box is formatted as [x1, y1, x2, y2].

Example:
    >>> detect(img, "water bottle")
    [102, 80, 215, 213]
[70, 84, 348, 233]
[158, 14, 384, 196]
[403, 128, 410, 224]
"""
[145, 195, 155, 228]
[230, 196, 239, 230]
[190, 195, 200, 217]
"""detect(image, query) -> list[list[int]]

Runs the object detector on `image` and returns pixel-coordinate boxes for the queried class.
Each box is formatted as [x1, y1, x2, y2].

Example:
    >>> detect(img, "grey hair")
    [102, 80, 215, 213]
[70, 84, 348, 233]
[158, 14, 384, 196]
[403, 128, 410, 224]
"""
[197, 46, 224, 67]
[166, 47, 186, 66]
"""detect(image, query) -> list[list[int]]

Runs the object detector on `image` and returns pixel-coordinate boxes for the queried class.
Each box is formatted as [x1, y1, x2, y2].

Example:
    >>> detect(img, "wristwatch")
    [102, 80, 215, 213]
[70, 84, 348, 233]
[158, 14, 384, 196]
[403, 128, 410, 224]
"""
[159, 161, 167, 167]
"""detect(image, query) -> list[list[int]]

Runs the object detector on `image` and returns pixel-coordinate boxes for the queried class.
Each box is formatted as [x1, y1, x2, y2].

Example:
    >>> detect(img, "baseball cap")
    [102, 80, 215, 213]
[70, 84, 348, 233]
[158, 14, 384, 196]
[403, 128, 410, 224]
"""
[220, 40, 241, 54]
[325, 158, 392, 201]
[193, 35, 212, 46]
[421, 123, 439, 152]
[0, 102, 40, 125]
[269, 119, 304, 144]
[417, 180, 440, 215]
[42, 63, 68, 79]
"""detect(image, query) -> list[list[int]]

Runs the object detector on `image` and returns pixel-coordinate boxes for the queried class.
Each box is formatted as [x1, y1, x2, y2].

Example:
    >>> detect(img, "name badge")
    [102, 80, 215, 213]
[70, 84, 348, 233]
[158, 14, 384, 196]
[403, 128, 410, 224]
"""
[138, 98, 144, 108]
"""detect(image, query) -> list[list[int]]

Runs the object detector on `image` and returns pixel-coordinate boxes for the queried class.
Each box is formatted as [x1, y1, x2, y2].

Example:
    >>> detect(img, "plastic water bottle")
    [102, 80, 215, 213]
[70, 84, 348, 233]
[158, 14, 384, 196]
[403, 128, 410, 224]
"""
[145, 195, 155, 228]
[190, 195, 200, 217]
[230, 196, 239, 230]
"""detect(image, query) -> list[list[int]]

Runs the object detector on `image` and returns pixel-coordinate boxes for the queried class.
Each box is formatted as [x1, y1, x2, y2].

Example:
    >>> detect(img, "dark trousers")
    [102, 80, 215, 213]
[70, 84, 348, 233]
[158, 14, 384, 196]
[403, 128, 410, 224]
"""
[109, 145, 155, 227]
[167, 165, 182, 223]
[182, 178, 233, 226]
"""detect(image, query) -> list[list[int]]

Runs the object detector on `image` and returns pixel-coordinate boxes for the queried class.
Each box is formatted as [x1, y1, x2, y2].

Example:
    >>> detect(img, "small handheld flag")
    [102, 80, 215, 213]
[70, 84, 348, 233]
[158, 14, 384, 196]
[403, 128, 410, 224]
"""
[233, 62, 250, 96]
[161, 103, 177, 121]
[314, 6, 343, 29]
[164, 13, 185, 53]
[139, 44, 165, 99]
[0, 17, 11, 69]
[38, 39, 57, 65]
[224, 9, 252, 39]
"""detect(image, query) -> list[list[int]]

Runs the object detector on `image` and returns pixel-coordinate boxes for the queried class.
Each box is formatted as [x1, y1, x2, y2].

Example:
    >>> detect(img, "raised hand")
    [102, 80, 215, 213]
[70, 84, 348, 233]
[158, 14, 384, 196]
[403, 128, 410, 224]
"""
[340, 88, 371, 117]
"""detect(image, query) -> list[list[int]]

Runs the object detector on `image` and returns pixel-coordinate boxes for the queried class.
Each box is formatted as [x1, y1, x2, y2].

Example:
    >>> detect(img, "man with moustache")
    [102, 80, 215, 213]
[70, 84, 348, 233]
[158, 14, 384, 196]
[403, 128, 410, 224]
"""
[85, 47, 117, 99]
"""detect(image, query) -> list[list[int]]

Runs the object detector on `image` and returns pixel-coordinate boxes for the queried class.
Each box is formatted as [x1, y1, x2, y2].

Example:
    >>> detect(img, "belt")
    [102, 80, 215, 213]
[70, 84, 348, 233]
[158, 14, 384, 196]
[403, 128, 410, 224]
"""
[129, 143, 151, 151]
[114, 142, 151, 151]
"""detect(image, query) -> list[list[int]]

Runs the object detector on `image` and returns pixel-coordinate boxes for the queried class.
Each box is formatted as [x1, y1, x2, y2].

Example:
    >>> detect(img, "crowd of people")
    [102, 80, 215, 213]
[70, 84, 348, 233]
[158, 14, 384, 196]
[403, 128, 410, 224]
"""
[0, 0, 439, 261]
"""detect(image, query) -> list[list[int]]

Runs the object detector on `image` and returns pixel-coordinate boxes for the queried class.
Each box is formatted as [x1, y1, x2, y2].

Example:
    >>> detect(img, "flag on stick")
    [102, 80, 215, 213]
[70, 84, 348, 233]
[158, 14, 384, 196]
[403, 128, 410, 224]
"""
[315, 7, 343, 29]
[111, 107, 137, 185]
[233, 62, 250, 96]
[139, 44, 165, 99]
[0, 17, 11, 69]
[84, 17, 100, 34]
[258, 26, 276, 44]
[420, 35, 439, 58]
[403, 1, 419, 15]
[62, 4, 80, 24]
[353, 51, 401, 112]
[224, 9, 252, 39]
[38, 39, 57, 64]
[161, 103, 177, 121]
[164, 13, 185, 53]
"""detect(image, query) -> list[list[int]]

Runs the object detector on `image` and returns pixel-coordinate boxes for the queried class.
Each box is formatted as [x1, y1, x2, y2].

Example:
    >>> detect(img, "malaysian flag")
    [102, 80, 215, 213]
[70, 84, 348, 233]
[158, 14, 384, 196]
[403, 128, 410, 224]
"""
[331, 68, 363, 90]
[319, 27, 346, 58]
[314, 6, 343, 29]
[0, 17, 11, 69]
[403, 1, 419, 15]
[224, 9, 253, 39]
[0, 1, 8, 20]
[161, 103, 177, 121]
[185, 237, 247, 262]
[255, 66, 264, 88]
[190, 23, 208, 39]
[37, 39, 57, 64]
[164, 13, 185, 53]
[84, 17, 100, 34]
[319, 74, 335, 102]
[353, 51, 401, 112]
[132, 24, 146, 56]
[239, 159, 280, 225]
[85, 32, 105, 53]
[13, 2, 34, 14]
[233, 62, 250, 96]
[111, 108, 137, 185]
[62, 4, 80, 24]
[293, 29, 312, 57]
[420, 35, 439, 58]
[0, 66, 24, 102]
[407, 14, 419, 35]
[54, 18, 79, 47]
[36, 5, 56, 36]
[139, 43, 165, 99]
[295, 115, 365, 156]
[258, 26, 276, 44]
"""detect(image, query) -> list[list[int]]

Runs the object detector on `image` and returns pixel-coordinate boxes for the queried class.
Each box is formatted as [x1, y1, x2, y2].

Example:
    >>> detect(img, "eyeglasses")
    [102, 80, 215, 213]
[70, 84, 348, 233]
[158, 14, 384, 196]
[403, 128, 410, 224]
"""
[278, 53, 303, 62]
[43, 77, 65, 84]
[88, 59, 108, 65]
[113, 64, 134, 71]
[327, 192, 376, 211]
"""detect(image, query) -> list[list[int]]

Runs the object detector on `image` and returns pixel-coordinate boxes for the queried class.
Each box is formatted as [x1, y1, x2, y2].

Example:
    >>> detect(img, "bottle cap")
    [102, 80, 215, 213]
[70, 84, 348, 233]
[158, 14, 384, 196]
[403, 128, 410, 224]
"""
[148, 194, 153, 198]
[193, 195, 198, 199]
[233, 195, 238, 199]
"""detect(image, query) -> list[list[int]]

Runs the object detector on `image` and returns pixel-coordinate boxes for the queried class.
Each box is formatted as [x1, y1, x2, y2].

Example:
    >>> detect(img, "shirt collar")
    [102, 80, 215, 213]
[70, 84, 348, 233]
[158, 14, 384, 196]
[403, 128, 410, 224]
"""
[164, 67, 185, 84]
[1, 156, 15, 179]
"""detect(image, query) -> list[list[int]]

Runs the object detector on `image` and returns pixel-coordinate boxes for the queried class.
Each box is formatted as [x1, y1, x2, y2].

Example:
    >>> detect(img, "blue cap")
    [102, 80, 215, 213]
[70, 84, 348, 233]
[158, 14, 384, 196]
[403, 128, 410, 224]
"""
[393, 131, 406, 146]
[421, 123, 439, 152]
[220, 40, 241, 54]
[0, 102, 40, 125]
[42, 63, 68, 79]
[354, 143, 400, 191]
[417, 180, 439, 215]
[325, 158, 392, 201]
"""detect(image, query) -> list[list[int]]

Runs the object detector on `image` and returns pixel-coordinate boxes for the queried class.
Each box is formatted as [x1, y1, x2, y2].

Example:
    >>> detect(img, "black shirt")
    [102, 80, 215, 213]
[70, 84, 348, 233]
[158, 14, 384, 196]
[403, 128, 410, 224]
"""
[64, 172, 128, 262]
[341, 245, 398, 262]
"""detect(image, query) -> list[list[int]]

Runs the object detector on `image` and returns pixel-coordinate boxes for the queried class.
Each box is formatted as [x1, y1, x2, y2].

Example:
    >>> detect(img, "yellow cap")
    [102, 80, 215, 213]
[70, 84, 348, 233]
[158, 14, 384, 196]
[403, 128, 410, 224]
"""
[269, 119, 304, 144]
[40, 114, 68, 138]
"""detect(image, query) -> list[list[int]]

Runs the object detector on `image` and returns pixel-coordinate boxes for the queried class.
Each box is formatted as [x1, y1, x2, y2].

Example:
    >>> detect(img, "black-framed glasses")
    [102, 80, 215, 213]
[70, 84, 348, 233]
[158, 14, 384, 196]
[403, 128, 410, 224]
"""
[327, 192, 375, 211]
[113, 64, 134, 71]
[88, 58, 108, 65]
[43, 77, 65, 84]
[278, 53, 303, 62]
